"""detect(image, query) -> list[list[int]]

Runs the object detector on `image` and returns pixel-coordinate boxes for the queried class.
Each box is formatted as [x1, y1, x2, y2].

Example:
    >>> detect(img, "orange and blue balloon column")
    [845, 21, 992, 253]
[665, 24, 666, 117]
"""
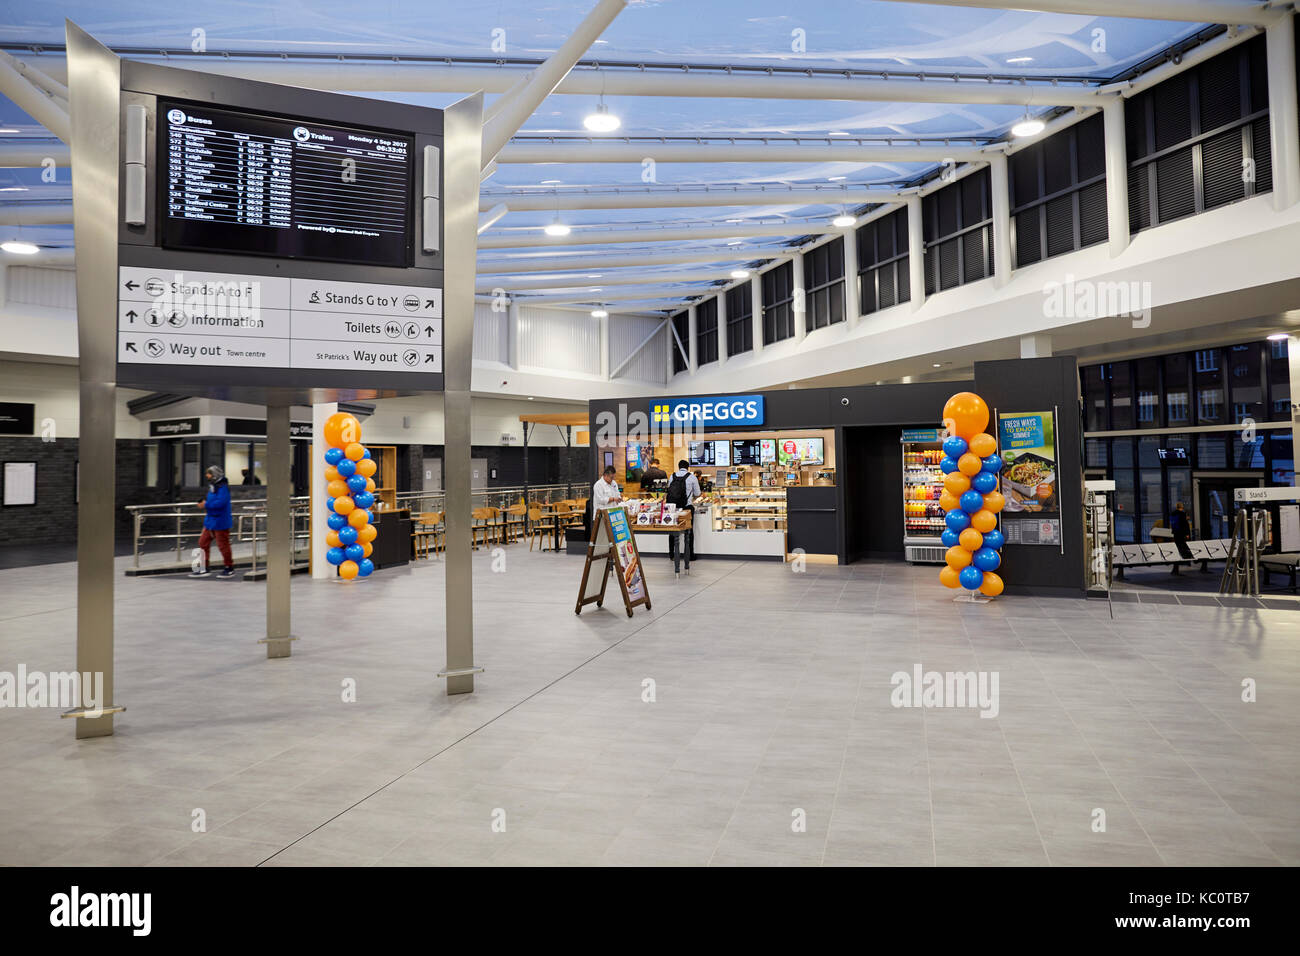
[321, 412, 378, 581]
[937, 392, 1005, 598]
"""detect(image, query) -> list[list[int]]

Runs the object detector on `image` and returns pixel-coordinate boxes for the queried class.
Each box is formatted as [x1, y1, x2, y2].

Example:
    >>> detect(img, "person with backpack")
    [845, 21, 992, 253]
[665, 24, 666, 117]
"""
[193, 464, 235, 577]
[665, 459, 702, 564]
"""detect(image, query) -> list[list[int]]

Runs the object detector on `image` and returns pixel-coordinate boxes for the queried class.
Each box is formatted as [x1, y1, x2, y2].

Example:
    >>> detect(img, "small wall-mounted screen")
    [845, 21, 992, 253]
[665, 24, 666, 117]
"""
[731, 439, 762, 465]
[777, 437, 824, 466]
[159, 100, 415, 267]
[688, 440, 730, 467]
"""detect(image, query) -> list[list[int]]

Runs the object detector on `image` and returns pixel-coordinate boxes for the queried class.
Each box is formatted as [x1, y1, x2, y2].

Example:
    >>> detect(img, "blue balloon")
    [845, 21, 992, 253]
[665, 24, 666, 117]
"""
[982, 529, 1005, 551]
[362, 448, 372, 460]
[326, 496, 336, 512]
[940, 456, 959, 475]
[353, 491, 375, 510]
[960, 489, 985, 514]
[338, 526, 359, 546]
[327, 512, 347, 531]
[357, 558, 375, 577]
[959, 566, 984, 590]
[336, 458, 357, 478]
[325, 547, 345, 566]
[324, 447, 344, 466]
[344, 543, 364, 562]
[943, 436, 968, 459]
[941, 529, 960, 548]
[981, 454, 1003, 473]
[945, 509, 971, 532]
[972, 547, 1001, 571]
[970, 471, 998, 494]
[346, 474, 368, 494]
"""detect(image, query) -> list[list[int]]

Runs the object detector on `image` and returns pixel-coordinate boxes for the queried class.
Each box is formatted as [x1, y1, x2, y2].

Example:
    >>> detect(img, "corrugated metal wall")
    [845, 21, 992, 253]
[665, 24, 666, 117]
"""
[517, 305, 602, 376]
[5, 266, 76, 309]
[610, 313, 668, 385]
[473, 301, 507, 365]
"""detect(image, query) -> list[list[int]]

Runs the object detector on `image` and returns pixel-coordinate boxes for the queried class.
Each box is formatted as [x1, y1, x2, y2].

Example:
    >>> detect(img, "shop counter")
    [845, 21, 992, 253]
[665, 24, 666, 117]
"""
[634, 507, 786, 561]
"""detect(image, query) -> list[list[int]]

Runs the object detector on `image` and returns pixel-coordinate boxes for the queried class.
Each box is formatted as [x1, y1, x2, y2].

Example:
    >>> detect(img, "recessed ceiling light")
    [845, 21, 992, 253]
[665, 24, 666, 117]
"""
[727, 240, 744, 246]
[828, 176, 847, 182]
[583, 102, 621, 133]
[591, 309, 608, 318]
[544, 222, 571, 237]
[828, 131, 850, 137]
[725, 219, 745, 223]
[933, 363, 943, 368]
[0, 128, 19, 134]
[1267, 332, 1290, 341]
[1006, 56, 1034, 65]
[1012, 115, 1046, 138]
[540, 179, 562, 185]
[832, 215, 856, 228]
[731, 270, 750, 279]
[0, 186, 28, 192]
[1, 240, 39, 255]
[527, 396, 535, 400]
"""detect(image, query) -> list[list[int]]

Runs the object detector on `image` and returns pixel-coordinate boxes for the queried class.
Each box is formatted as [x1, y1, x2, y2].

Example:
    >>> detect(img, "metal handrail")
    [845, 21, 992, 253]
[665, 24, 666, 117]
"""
[129, 499, 310, 570]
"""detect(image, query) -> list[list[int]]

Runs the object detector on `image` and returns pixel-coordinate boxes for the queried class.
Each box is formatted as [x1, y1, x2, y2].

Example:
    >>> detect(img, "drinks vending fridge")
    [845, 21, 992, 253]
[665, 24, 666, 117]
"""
[901, 429, 947, 563]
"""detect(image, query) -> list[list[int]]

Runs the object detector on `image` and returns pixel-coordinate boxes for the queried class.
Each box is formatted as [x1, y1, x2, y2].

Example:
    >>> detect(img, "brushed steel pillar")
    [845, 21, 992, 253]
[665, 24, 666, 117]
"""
[441, 92, 484, 695]
[262, 402, 294, 659]
[66, 23, 124, 738]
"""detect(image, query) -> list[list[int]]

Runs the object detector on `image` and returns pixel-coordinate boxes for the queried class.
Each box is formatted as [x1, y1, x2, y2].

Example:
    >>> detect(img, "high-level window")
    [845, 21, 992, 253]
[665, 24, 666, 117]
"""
[725, 284, 753, 356]
[857, 207, 910, 314]
[695, 297, 719, 366]
[804, 236, 845, 330]
[923, 167, 993, 293]
[1011, 112, 1108, 266]
[1125, 34, 1271, 234]
[761, 261, 796, 345]
[670, 310, 689, 374]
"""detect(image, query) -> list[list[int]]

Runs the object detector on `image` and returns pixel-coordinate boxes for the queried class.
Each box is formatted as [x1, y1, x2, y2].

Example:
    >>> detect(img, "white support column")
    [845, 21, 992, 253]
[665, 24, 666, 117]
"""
[842, 225, 861, 328]
[506, 298, 520, 370]
[989, 153, 1011, 288]
[717, 293, 729, 366]
[1103, 98, 1130, 257]
[751, 273, 764, 354]
[310, 402, 338, 580]
[907, 195, 926, 312]
[1267, 15, 1300, 210]
[1020, 333, 1053, 358]
[687, 304, 698, 373]
[791, 253, 807, 343]
[1289, 334, 1300, 485]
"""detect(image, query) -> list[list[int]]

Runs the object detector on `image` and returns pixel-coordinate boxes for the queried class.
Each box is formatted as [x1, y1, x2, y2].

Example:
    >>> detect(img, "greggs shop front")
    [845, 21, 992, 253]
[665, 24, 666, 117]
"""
[587, 356, 1087, 597]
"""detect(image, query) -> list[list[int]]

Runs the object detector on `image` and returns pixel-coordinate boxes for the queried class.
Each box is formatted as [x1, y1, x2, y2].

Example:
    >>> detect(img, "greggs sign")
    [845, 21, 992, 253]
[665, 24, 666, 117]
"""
[652, 395, 765, 427]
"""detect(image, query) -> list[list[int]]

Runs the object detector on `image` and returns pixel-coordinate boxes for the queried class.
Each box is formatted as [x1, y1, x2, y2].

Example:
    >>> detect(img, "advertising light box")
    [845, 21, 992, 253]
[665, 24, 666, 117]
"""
[652, 395, 764, 429]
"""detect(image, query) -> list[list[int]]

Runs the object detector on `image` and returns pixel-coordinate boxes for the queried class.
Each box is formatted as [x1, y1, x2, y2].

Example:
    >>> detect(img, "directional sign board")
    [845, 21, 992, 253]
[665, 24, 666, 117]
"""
[114, 59, 444, 395]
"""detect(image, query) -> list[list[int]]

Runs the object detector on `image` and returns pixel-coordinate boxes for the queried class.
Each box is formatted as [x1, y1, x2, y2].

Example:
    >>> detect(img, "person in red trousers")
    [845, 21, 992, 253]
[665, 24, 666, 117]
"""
[193, 465, 234, 577]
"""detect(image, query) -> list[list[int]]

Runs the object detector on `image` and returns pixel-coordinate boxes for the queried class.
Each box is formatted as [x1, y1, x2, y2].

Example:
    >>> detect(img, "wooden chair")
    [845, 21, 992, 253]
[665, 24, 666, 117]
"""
[413, 511, 444, 559]
[528, 506, 557, 552]
[471, 507, 497, 549]
[504, 503, 527, 543]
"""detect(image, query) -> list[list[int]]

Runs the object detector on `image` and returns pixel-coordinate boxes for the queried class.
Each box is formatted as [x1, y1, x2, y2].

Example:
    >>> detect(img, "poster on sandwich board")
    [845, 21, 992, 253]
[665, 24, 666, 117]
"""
[575, 506, 651, 617]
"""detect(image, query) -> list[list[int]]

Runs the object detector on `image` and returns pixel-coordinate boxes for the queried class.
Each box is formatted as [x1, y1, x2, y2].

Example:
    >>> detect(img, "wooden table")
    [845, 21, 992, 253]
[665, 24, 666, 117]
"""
[549, 509, 581, 552]
[630, 512, 694, 575]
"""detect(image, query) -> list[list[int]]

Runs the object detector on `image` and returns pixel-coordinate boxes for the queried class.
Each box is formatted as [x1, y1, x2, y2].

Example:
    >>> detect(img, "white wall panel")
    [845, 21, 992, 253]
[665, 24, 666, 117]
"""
[5, 265, 76, 309]
[517, 305, 601, 376]
[610, 314, 668, 386]
[473, 301, 507, 365]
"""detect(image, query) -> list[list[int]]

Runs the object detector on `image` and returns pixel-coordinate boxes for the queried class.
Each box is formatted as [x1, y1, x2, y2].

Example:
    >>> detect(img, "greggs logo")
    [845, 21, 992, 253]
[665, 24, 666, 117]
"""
[654, 395, 765, 427]
[652, 404, 671, 423]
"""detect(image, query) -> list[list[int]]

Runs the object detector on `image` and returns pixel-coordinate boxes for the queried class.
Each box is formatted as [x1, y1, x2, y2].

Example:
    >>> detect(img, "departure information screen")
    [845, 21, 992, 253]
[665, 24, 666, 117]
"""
[159, 100, 414, 267]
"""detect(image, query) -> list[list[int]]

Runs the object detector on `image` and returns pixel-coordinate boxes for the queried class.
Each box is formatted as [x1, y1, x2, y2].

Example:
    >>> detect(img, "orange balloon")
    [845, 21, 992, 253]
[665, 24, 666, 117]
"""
[983, 490, 1006, 514]
[361, 542, 373, 558]
[979, 571, 1004, 597]
[325, 529, 342, 548]
[324, 465, 341, 483]
[358, 524, 377, 544]
[356, 458, 378, 479]
[942, 392, 990, 440]
[959, 527, 984, 552]
[971, 509, 997, 534]
[968, 433, 997, 458]
[339, 559, 359, 580]
[347, 508, 370, 529]
[327, 479, 349, 499]
[939, 566, 962, 589]
[323, 413, 361, 448]
[958, 453, 982, 476]
[938, 490, 960, 513]
[944, 472, 971, 496]
[365, 477, 376, 492]
[946, 546, 973, 570]
[344, 442, 366, 462]
[332, 495, 355, 516]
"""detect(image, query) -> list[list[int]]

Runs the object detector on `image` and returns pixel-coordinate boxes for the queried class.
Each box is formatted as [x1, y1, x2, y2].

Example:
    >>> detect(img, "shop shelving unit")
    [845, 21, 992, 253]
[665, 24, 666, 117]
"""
[711, 489, 788, 532]
[902, 439, 946, 563]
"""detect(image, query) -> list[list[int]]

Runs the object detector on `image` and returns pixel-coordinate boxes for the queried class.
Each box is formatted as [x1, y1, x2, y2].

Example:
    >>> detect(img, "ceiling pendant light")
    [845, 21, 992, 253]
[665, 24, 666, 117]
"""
[591, 308, 608, 318]
[730, 269, 750, 279]
[832, 213, 856, 228]
[1012, 112, 1046, 138]
[544, 219, 571, 237]
[583, 99, 621, 133]
[0, 240, 39, 255]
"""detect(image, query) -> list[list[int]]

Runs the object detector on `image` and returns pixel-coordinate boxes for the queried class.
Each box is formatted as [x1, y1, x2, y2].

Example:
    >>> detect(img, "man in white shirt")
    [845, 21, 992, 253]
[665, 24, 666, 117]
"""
[592, 465, 622, 510]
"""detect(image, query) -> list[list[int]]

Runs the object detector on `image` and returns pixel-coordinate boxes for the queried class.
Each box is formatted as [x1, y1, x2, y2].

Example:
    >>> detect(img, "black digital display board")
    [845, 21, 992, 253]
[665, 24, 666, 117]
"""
[159, 100, 414, 267]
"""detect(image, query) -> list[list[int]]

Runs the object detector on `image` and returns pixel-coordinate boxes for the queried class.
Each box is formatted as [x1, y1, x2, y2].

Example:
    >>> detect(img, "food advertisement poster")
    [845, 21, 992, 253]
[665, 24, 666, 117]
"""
[998, 411, 1058, 514]
[606, 507, 646, 602]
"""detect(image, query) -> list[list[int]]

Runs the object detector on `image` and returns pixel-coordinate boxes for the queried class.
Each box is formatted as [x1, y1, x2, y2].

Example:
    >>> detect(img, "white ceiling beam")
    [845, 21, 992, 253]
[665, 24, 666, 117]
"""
[477, 203, 509, 235]
[0, 203, 73, 225]
[0, 141, 70, 166]
[479, 248, 783, 273]
[477, 186, 907, 211]
[872, 0, 1286, 27]
[496, 141, 986, 164]
[0, 54, 70, 142]
[12, 54, 1104, 107]
[477, 269, 738, 291]
[512, 289, 711, 306]
[479, 222, 840, 248]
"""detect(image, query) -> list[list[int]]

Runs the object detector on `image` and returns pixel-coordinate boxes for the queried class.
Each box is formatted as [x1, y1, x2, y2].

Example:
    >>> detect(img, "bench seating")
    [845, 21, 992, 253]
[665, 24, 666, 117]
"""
[1110, 539, 1233, 576]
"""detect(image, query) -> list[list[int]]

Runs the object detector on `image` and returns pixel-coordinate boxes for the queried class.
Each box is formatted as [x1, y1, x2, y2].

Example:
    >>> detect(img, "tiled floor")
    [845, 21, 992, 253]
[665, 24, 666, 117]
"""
[1, 548, 1297, 867]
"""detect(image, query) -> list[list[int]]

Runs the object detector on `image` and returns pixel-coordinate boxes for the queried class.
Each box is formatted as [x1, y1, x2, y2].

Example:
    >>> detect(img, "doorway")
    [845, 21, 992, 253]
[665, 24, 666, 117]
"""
[421, 457, 442, 492]
[1193, 474, 1262, 539]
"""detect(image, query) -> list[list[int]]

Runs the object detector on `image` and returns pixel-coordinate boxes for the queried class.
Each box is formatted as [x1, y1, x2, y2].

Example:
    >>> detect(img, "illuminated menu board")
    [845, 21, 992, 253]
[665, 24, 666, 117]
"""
[160, 100, 414, 267]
